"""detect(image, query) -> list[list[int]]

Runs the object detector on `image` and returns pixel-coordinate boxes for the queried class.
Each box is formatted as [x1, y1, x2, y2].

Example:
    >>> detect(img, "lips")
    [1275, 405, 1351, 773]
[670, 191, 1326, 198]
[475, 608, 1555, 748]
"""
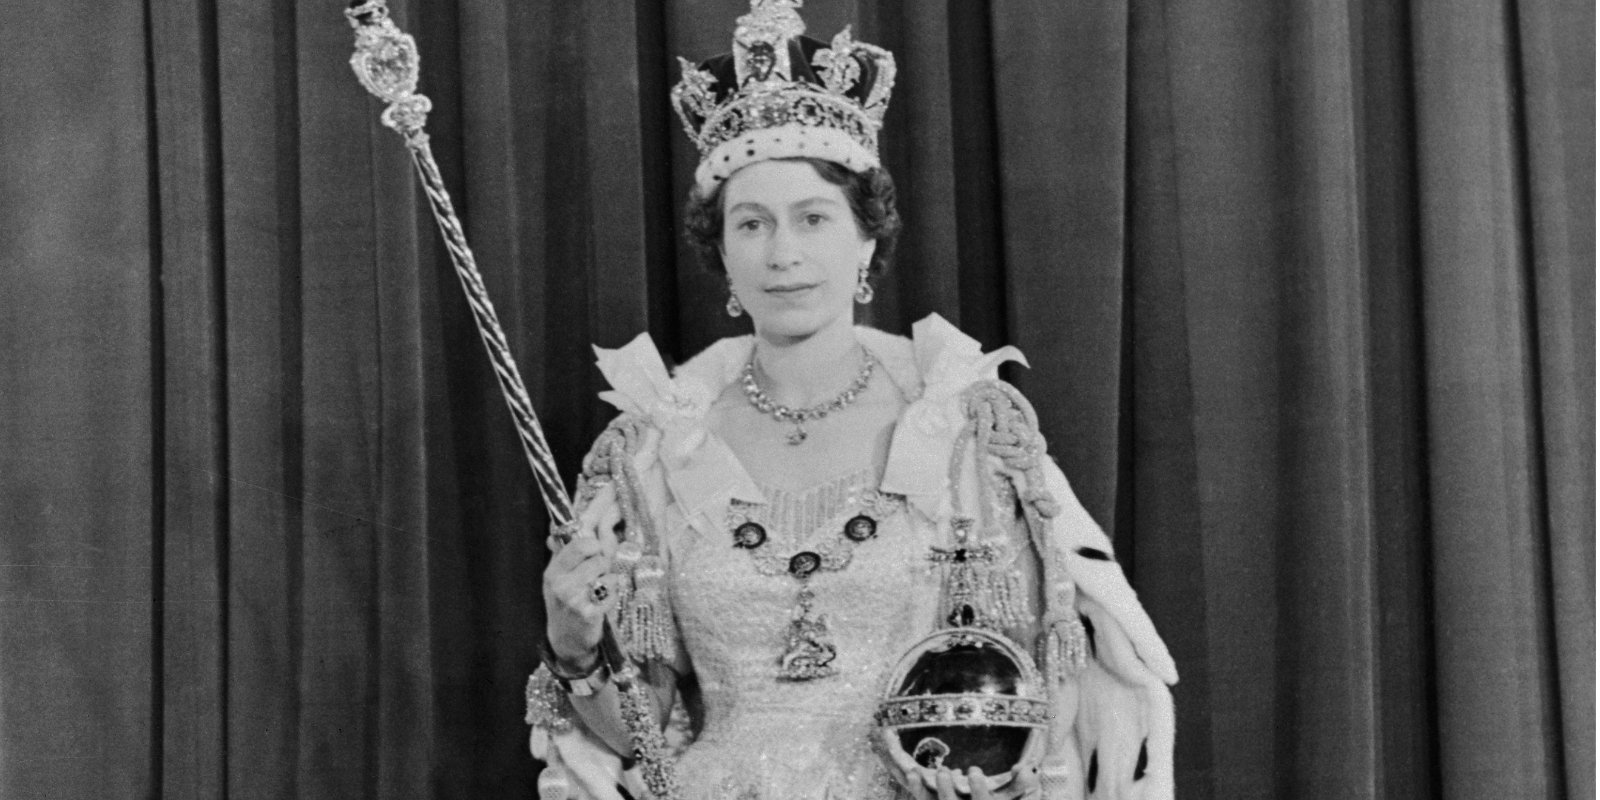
[765, 282, 820, 297]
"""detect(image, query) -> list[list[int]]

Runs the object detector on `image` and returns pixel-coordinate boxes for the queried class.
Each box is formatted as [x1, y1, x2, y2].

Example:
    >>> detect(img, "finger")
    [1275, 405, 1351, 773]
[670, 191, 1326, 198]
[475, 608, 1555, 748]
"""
[901, 770, 933, 800]
[575, 484, 616, 538]
[967, 767, 993, 800]
[547, 563, 613, 615]
[552, 558, 616, 606]
[878, 730, 934, 798]
[586, 573, 619, 612]
[935, 767, 958, 800]
[1011, 764, 1042, 799]
[594, 504, 623, 557]
[546, 518, 578, 555]
[549, 536, 608, 572]
[547, 562, 611, 609]
[564, 535, 606, 559]
[550, 574, 612, 615]
[880, 729, 920, 774]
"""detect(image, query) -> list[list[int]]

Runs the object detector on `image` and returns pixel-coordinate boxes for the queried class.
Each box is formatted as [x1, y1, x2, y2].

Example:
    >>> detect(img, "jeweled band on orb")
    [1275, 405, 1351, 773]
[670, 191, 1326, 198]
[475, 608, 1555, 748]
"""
[874, 694, 1052, 729]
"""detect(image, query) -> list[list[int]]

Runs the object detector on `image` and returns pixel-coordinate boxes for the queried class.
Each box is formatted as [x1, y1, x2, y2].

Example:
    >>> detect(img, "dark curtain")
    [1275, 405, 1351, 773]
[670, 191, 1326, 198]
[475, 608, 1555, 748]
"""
[1, 0, 1590, 798]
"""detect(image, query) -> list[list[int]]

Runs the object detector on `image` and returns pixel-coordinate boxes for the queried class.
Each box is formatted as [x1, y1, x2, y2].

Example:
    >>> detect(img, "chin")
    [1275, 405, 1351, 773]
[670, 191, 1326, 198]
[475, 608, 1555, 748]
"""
[752, 305, 852, 341]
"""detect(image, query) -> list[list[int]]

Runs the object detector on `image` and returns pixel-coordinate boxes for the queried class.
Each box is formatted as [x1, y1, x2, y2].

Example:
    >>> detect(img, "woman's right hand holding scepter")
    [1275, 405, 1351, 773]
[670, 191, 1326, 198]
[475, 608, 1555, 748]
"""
[542, 485, 624, 674]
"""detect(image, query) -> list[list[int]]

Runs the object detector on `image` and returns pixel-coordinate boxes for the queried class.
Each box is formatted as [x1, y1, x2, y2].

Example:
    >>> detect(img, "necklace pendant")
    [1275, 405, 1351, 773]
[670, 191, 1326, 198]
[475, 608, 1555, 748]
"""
[777, 609, 838, 681]
[786, 425, 808, 445]
[777, 585, 837, 680]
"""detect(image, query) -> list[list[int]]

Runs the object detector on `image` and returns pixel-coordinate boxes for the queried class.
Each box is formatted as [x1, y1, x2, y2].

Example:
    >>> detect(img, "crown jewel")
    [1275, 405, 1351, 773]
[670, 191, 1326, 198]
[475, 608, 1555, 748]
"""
[672, 0, 896, 191]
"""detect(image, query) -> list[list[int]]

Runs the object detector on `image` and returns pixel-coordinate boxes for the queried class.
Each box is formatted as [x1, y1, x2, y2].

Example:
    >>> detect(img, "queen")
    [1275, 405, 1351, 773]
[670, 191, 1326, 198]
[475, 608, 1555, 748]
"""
[528, 2, 1176, 798]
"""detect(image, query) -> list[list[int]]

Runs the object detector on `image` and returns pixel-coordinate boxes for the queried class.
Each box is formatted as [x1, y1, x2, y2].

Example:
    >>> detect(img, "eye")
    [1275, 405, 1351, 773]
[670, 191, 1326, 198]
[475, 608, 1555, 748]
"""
[802, 213, 828, 227]
[732, 217, 766, 233]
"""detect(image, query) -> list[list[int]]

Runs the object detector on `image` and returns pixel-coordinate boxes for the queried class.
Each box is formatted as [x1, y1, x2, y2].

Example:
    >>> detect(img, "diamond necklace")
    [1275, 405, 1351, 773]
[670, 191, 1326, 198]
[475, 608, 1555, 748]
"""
[741, 345, 877, 445]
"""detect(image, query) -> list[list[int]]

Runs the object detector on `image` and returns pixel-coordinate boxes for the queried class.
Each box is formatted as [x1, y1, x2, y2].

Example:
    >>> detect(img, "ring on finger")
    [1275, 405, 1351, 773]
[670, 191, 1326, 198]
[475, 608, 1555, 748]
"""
[588, 578, 610, 604]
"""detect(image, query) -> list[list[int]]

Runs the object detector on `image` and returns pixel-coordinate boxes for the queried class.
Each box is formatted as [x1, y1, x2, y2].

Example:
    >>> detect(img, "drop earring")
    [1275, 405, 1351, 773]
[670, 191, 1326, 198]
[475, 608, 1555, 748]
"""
[853, 263, 874, 305]
[726, 283, 745, 317]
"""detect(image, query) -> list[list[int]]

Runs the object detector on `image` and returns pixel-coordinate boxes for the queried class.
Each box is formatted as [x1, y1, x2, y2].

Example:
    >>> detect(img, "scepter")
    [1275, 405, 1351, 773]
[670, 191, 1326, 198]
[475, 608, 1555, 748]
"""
[343, 3, 681, 798]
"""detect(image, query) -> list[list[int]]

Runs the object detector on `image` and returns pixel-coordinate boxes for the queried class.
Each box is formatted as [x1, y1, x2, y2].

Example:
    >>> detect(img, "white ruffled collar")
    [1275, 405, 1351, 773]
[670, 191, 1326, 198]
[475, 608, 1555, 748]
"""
[592, 314, 1027, 528]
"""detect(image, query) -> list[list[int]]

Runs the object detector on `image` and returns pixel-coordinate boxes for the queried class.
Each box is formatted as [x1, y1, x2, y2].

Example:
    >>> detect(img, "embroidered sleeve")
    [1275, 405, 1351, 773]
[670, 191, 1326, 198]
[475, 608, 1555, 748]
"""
[576, 414, 681, 666]
[952, 379, 1178, 800]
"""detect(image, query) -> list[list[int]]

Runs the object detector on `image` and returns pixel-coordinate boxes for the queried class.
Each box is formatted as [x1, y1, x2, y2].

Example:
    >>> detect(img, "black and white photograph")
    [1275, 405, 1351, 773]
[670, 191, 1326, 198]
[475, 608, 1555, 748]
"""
[1, 1, 1592, 798]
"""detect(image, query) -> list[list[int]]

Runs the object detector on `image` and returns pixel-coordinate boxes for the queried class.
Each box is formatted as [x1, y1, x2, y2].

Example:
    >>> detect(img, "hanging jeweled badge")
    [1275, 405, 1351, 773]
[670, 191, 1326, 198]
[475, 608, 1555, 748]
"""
[777, 585, 838, 681]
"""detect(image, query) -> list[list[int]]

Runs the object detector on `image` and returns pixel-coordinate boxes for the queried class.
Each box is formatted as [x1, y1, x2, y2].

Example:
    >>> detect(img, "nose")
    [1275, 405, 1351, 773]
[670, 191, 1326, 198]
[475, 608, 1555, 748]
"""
[766, 222, 801, 270]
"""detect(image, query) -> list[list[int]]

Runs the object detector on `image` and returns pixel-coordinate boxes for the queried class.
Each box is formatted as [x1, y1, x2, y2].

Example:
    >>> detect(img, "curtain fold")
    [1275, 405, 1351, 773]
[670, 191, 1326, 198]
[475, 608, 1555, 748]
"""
[0, 0, 1590, 798]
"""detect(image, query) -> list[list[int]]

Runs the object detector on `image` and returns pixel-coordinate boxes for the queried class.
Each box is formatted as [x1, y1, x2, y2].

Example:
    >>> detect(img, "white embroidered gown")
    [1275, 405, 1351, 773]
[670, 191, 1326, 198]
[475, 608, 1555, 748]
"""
[533, 315, 1179, 800]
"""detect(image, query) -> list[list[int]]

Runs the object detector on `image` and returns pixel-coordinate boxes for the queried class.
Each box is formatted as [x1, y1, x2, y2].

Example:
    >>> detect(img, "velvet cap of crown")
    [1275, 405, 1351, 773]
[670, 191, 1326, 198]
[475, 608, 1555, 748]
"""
[672, 0, 896, 193]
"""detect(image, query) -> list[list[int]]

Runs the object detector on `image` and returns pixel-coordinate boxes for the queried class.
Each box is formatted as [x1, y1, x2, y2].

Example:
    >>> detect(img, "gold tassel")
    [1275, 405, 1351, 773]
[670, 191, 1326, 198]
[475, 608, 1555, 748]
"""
[1039, 616, 1089, 683]
[980, 565, 1027, 629]
[618, 556, 675, 662]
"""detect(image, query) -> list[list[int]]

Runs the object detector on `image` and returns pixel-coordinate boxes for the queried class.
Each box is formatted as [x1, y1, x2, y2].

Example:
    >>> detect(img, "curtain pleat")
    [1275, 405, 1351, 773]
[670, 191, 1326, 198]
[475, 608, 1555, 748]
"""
[1271, 3, 1382, 796]
[214, 1, 311, 796]
[149, 1, 228, 799]
[1511, 3, 1597, 798]
[0, 0, 158, 794]
[0, 1, 1590, 798]
[990, 0, 1129, 525]
[1410, 2, 1576, 796]
[1122, 3, 1214, 793]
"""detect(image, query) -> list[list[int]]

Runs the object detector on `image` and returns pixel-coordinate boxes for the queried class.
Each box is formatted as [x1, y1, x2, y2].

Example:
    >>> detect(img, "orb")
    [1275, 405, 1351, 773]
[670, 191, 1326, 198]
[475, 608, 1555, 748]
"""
[875, 624, 1050, 791]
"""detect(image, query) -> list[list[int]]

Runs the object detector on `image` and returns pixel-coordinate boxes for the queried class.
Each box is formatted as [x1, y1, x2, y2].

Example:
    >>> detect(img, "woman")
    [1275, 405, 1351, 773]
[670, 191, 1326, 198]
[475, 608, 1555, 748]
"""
[528, 3, 1175, 798]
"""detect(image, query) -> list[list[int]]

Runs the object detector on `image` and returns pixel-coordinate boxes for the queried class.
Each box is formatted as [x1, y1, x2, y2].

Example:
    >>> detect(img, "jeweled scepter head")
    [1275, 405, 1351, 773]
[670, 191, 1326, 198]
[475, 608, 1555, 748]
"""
[346, 0, 433, 145]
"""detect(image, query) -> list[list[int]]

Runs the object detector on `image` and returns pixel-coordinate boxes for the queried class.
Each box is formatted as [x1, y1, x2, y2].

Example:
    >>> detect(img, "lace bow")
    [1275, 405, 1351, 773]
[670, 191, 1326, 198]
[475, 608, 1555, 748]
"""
[593, 333, 763, 529]
[595, 333, 716, 464]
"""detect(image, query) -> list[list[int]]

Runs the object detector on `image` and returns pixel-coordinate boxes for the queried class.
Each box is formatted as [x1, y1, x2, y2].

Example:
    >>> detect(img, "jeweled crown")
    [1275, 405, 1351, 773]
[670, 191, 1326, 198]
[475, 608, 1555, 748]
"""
[672, 0, 896, 192]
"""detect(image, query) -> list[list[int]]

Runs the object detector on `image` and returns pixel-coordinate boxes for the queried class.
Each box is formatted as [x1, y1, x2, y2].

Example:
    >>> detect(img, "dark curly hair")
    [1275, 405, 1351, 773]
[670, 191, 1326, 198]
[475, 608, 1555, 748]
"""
[683, 157, 901, 277]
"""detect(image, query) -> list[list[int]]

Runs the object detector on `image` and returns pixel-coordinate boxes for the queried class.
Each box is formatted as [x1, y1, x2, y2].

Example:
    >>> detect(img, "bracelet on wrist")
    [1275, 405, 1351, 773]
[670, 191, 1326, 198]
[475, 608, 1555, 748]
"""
[540, 618, 631, 697]
[539, 636, 610, 696]
[544, 646, 602, 680]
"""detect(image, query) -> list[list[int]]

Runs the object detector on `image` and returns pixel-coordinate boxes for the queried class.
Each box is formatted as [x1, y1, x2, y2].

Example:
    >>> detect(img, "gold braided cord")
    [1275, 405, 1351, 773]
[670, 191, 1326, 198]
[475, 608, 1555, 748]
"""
[961, 381, 1089, 682]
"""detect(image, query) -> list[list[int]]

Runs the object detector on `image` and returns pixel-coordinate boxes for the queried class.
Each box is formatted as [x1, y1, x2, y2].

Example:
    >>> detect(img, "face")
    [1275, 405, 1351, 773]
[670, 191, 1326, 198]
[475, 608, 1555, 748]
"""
[720, 160, 876, 342]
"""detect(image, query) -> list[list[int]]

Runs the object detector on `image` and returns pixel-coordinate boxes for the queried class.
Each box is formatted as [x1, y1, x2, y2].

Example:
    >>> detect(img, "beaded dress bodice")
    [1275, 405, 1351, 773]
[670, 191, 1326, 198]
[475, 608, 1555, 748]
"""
[669, 467, 942, 799]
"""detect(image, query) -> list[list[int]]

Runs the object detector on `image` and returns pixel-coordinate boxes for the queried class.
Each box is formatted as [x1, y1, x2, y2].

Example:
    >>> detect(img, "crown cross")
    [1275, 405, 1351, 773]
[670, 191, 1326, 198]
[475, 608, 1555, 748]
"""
[734, 0, 804, 86]
[812, 28, 863, 95]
